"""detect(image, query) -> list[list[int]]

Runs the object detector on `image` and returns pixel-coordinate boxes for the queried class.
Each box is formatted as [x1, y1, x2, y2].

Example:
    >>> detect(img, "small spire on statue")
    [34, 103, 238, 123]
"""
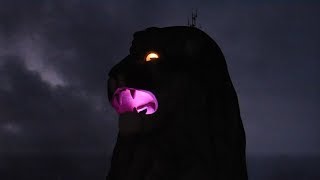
[187, 9, 201, 29]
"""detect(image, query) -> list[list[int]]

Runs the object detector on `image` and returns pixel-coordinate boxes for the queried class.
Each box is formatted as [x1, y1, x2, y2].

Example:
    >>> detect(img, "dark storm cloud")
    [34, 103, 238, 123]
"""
[0, 0, 320, 179]
[0, 57, 115, 153]
[1, 0, 124, 93]
[0, 0, 177, 160]
[0, 0, 181, 94]
[0, 57, 117, 178]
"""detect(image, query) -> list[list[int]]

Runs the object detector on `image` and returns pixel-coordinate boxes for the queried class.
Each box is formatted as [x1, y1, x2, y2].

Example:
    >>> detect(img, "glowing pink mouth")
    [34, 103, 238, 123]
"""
[111, 87, 158, 115]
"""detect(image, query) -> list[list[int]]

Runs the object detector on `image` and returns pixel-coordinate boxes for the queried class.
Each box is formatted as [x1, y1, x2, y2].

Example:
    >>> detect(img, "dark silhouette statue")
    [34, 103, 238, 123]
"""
[107, 26, 248, 180]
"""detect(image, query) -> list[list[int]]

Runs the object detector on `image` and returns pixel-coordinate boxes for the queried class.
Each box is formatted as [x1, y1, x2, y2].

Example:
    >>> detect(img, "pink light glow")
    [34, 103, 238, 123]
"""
[111, 87, 158, 115]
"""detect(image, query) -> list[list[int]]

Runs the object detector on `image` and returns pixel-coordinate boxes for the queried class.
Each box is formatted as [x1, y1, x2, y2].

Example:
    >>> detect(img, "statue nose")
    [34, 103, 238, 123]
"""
[107, 75, 127, 101]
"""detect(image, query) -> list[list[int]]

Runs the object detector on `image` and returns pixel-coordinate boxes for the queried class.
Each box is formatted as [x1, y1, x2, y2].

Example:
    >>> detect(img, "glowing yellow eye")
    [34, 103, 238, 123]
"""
[145, 52, 159, 62]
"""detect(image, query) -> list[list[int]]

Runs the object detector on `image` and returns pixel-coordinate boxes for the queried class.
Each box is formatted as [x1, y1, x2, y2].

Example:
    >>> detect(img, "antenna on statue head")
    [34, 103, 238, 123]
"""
[187, 9, 201, 29]
[191, 9, 197, 27]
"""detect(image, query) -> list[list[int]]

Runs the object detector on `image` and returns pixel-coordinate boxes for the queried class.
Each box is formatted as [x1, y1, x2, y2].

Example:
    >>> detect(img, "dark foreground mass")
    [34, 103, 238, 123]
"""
[107, 26, 247, 180]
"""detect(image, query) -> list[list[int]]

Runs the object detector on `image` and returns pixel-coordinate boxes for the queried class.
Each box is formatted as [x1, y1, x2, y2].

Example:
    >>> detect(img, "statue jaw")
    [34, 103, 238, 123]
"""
[111, 87, 158, 115]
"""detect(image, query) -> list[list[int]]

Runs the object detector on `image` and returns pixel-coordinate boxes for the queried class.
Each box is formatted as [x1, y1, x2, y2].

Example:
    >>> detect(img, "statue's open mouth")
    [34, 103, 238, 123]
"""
[111, 87, 158, 115]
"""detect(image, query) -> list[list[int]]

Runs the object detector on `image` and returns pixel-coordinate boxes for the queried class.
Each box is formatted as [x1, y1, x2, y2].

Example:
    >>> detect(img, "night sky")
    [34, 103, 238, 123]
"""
[0, 0, 319, 179]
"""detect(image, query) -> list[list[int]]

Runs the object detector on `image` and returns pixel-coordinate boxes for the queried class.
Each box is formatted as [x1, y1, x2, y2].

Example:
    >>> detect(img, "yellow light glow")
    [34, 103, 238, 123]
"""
[146, 52, 159, 62]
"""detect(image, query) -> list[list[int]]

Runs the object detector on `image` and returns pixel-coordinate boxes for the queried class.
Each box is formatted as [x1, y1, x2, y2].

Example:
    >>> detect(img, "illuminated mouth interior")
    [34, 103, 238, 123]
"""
[111, 87, 158, 115]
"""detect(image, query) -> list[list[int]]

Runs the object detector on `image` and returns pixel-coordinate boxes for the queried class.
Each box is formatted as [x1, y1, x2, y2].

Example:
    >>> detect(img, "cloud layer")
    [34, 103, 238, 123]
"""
[0, 0, 319, 179]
